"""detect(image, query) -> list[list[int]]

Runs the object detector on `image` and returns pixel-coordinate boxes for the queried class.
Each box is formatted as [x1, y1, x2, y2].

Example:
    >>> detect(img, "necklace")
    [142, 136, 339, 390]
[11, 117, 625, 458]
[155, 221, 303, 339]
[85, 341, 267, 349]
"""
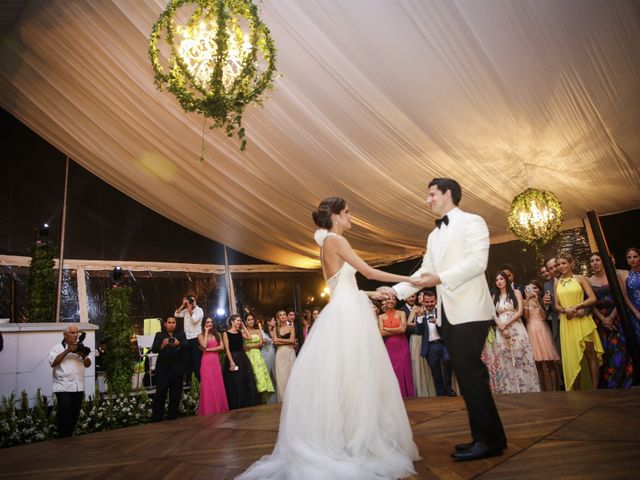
[559, 276, 573, 287]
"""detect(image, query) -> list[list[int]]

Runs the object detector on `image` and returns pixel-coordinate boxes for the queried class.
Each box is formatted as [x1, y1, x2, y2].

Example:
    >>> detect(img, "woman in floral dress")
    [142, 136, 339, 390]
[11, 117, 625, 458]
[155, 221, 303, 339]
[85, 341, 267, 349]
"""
[620, 247, 640, 347]
[483, 271, 540, 393]
[589, 253, 633, 388]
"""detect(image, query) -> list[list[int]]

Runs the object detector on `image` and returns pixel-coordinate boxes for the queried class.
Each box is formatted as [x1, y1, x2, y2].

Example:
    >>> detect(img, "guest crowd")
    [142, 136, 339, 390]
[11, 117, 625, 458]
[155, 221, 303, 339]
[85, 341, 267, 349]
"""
[147, 246, 640, 420]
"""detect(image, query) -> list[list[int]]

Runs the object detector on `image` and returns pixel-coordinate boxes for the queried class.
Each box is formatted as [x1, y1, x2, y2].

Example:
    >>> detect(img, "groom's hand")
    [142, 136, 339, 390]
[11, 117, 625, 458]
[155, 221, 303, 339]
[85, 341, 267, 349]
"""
[417, 273, 440, 287]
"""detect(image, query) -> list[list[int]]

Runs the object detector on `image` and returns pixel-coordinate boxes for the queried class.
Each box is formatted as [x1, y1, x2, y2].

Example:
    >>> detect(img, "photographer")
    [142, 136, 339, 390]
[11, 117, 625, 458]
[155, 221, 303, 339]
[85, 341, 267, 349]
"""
[175, 295, 203, 383]
[151, 315, 189, 422]
[49, 324, 92, 437]
[420, 290, 455, 397]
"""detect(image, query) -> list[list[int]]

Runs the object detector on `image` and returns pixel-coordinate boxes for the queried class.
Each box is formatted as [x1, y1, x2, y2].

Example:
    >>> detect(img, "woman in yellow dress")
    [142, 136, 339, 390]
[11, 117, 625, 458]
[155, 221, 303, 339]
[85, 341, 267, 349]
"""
[243, 314, 275, 403]
[554, 252, 604, 390]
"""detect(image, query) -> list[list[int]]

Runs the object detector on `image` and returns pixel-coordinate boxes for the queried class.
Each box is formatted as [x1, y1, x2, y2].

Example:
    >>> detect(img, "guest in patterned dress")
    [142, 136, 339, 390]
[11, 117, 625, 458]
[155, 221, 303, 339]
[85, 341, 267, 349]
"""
[589, 253, 634, 388]
[620, 247, 640, 347]
[260, 316, 278, 404]
[523, 281, 559, 391]
[483, 271, 540, 393]
[244, 314, 275, 402]
[555, 253, 604, 391]
[378, 297, 415, 397]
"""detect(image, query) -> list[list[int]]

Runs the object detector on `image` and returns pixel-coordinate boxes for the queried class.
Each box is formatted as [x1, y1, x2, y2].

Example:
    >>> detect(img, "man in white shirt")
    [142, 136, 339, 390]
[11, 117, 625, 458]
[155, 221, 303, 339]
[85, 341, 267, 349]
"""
[175, 295, 204, 383]
[419, 290, 454, 397]
[49, 324, 92, 437]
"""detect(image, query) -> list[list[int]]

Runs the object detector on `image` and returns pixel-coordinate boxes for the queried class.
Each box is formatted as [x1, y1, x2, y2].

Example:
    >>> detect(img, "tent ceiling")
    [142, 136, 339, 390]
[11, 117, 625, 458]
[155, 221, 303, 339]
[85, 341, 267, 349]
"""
[1, 0, 639, 268]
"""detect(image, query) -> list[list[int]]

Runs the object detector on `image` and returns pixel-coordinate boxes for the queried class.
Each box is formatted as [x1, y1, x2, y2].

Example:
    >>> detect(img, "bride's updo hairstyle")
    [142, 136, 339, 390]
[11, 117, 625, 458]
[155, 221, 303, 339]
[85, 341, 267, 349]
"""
[312, 197, 347, 229]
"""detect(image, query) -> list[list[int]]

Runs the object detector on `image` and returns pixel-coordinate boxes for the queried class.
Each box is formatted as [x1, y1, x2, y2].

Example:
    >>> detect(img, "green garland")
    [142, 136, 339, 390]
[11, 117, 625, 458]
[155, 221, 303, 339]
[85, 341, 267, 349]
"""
[26, 242, 56, 322]
[149, 0, 277, 151]
[104, 286, 135, 396]
[507, 188, 564, 264]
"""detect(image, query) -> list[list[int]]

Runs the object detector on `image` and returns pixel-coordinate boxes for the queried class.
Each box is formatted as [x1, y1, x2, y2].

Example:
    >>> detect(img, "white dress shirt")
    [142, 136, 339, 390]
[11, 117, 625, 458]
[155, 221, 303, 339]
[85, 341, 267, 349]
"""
[49, 343, 86, 392]
[425, 308, 441, 340]
[175, 305, 204, 340]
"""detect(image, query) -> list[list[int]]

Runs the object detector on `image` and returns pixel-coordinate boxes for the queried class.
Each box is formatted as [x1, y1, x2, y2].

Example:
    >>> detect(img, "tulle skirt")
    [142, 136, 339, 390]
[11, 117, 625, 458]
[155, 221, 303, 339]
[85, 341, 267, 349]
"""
[237, 290, 419, 479]
[526, 319, 560, 362]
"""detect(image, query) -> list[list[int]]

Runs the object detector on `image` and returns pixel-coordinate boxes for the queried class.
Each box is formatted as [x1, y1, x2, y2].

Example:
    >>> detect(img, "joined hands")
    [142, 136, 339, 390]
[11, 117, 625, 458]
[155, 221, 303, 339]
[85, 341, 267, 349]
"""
[373, 273, 440, 301]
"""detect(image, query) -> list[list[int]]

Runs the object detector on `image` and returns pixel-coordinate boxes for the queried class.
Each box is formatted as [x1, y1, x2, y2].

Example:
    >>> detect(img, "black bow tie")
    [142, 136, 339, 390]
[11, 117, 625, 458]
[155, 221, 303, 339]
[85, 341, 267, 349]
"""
[435, 215, 449, 228]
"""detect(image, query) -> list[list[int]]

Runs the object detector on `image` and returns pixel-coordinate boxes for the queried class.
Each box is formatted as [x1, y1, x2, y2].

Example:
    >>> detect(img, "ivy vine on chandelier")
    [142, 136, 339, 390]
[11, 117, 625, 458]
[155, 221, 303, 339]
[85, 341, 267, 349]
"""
[149, 0, 277, 152]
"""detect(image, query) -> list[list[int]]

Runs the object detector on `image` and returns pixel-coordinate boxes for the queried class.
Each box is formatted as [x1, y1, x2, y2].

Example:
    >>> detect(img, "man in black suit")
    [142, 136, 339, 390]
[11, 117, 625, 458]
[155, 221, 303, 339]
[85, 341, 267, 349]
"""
[151, 315, 189, 422]
[420, 290, 454, 397]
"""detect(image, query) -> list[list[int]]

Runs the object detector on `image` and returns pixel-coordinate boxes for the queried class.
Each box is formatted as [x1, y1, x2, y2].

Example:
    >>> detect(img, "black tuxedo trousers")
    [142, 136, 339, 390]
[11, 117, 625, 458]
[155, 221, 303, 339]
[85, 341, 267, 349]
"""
[440, 306, 506, 446]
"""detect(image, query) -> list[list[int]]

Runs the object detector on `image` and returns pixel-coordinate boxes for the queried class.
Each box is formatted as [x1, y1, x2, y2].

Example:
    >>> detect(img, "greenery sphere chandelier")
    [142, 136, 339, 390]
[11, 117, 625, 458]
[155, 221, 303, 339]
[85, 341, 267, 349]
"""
[507, 187, 565, 256]
[149, 0, 277, 151]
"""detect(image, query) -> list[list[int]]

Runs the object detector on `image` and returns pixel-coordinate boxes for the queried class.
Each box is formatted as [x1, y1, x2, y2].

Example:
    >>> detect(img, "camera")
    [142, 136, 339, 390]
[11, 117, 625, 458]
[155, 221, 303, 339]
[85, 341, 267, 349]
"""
[426, 314, 436, 324]
[76, 332, 91, 357]
[167, 336, 176, 344]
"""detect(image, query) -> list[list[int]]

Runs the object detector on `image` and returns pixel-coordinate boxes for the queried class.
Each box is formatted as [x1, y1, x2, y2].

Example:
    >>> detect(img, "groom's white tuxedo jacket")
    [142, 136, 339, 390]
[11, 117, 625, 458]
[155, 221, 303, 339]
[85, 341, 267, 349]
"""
[394, 207, 496, 325]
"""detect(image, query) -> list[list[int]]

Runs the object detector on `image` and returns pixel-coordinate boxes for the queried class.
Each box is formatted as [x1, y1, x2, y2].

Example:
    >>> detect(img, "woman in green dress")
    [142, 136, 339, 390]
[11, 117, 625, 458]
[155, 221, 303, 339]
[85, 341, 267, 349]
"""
[554, 252, 603, 391]
[244, 314, 275, 402]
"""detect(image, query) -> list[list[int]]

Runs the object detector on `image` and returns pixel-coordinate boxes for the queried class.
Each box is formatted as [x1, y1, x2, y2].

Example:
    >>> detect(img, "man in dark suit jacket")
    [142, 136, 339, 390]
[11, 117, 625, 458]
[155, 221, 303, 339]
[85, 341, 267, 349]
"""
[400, 294, 418, 336]
[420, 290, 454, 397]
[151, 315, 189, 421]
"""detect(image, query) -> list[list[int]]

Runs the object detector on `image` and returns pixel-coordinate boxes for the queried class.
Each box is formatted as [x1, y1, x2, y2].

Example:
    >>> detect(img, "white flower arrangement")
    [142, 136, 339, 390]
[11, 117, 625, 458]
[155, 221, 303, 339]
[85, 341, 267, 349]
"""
[1, 378, 201, 448]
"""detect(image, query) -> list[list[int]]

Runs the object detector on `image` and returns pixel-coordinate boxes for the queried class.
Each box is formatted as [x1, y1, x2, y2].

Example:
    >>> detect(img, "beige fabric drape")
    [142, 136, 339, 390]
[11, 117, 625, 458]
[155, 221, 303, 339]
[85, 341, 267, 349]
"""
[1, 0, 639, 268]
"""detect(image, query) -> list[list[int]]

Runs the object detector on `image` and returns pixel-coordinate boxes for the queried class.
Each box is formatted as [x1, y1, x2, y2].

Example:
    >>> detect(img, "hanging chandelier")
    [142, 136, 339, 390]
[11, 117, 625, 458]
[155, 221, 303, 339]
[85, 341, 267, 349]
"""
[149, 0, 277, 151]
[507, 187, 564, 251]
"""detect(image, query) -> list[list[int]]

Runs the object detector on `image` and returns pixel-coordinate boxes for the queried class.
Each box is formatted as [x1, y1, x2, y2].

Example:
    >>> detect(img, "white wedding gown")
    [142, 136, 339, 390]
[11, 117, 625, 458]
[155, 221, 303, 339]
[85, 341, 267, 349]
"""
[237, 233, 420, 479]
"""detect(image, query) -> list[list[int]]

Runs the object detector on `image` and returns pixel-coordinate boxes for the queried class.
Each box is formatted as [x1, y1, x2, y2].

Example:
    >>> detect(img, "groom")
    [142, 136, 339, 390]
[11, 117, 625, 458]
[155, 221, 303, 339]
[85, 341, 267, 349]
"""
[383, 177, 506, 461]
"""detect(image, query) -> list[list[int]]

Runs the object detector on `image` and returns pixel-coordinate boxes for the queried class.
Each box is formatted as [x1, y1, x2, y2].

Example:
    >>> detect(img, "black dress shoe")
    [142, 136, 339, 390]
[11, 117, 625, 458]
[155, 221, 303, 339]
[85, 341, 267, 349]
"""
[451, 442, 504, 462]
[455, 439, 507, 452]
[454, 441, 474, 452]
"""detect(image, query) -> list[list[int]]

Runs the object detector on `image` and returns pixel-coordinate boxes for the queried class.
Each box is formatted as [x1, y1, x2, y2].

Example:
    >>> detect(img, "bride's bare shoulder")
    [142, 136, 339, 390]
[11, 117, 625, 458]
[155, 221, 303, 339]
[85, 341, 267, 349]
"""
[324, 234, 348, 246]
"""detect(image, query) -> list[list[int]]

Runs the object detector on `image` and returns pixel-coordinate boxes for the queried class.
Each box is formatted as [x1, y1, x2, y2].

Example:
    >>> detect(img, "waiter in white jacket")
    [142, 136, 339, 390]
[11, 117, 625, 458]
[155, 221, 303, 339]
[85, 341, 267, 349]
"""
[383, 178, 506, 462]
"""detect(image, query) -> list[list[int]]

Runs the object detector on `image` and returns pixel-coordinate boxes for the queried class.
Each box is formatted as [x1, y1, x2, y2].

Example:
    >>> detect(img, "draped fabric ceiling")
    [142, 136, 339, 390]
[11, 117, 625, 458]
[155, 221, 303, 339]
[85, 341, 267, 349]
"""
[1, 0, 639, 268]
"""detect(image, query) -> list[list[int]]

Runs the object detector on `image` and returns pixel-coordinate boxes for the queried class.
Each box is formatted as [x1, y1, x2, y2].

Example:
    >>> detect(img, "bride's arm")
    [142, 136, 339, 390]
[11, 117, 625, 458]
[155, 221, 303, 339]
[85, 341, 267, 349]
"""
[329, 236, 422, 285]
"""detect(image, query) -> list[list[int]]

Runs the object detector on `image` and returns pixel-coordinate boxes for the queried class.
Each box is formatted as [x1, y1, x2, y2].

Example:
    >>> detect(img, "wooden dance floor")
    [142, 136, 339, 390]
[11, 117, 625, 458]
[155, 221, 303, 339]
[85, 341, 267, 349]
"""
[1, 388, 639, 479]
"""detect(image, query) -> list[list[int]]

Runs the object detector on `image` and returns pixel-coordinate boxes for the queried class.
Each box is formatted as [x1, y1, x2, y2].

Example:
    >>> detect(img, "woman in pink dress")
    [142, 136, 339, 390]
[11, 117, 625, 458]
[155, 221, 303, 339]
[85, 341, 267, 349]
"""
[524, 281, 560, 391]
[197, 317, 229, 415]
[378, 297, 415, 397]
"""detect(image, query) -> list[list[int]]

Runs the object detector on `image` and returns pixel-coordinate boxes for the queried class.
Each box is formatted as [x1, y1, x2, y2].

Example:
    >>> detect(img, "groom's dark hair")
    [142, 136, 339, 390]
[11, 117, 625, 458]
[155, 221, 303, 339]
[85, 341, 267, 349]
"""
[428, 178, 461, 205]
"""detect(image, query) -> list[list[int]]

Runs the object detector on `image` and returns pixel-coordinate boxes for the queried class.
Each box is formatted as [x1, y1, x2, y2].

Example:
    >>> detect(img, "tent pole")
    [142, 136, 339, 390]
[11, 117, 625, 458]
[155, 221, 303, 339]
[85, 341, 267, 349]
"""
[55, 156, 70, 322]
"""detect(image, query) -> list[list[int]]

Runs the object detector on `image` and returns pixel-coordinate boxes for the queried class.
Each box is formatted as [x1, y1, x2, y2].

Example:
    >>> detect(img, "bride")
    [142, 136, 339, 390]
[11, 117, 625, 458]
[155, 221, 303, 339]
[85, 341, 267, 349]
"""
[238, 197, 422, 479]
